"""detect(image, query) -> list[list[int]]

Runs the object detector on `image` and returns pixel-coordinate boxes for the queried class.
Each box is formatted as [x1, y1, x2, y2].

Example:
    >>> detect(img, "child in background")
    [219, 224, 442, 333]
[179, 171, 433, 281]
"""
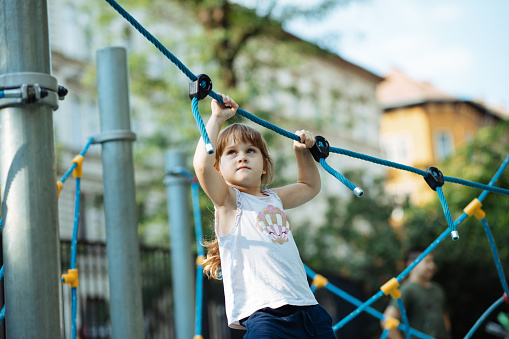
[193, 93, 335, 338]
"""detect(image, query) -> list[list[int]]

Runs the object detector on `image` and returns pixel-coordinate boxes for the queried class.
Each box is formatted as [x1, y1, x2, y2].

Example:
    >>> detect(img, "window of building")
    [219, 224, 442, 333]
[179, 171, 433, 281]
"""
[381, 132, 414, 164]
[434, 130, 455, 161]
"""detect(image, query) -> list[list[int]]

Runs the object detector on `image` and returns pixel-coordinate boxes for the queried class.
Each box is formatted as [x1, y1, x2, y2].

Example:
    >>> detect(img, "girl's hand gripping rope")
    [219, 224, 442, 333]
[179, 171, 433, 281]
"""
[294, 130, 316, 151]
[211, 93, 238, 121]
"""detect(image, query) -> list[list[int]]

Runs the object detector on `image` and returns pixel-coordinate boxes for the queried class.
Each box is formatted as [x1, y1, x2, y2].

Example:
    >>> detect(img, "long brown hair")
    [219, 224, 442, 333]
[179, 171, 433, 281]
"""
[203, 123, 274, 279]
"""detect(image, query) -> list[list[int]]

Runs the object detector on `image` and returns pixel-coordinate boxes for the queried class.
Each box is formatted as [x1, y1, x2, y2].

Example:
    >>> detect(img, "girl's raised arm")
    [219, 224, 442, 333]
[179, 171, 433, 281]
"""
[193, 94, 238, 207]
[273, 130, 321, 209]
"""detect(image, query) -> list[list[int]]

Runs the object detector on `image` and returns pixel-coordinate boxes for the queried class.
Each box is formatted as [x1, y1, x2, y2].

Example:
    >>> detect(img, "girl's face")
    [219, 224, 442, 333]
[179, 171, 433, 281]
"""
[219, 140, 266, 190]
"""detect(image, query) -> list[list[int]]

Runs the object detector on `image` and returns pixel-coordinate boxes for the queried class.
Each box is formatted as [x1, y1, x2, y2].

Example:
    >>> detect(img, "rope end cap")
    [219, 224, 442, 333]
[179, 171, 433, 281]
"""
[205, 143, 214, 154]
[354, 187, 364, 197]
[450, 230, 459, 241]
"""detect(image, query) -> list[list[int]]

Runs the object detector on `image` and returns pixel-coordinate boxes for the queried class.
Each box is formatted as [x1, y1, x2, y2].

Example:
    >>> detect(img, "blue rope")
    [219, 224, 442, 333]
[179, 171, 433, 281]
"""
[396, 298, 412, 339]
[71, 287, 78, 339]
[330, 146, 427, 176]
[464, 296, 504, 339]
[71, 178, 81, 271]
[59, 140, 93, 339]
[191, 97, 213, 154]
[442, 175, 509, 196]
[335, 290, 385, 329]
[103, 0, 197, 81]
[319, 158, 363, 197]
[479, 155, 509, 203]
[305, 265, 433, 338]
[70, 177, 81, 339]
[481, 218, 509, 296]
[60, 137, 94, 184]
[436, 187, 457, 240]
[380, 329, 390, 339]
[399, 230, 450, 282]
[0, 305, 4, 323]
[0, 91, 4, 98]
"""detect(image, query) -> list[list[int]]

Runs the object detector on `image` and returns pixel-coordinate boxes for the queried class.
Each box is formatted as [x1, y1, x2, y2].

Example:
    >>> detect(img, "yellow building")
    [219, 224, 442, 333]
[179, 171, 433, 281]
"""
[378, 69, 506, 207]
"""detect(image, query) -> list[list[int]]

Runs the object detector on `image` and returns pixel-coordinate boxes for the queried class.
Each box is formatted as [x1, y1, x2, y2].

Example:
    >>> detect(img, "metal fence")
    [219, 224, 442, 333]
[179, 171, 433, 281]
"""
[59, 240, 241, 339]
[60, 240, 174, 339]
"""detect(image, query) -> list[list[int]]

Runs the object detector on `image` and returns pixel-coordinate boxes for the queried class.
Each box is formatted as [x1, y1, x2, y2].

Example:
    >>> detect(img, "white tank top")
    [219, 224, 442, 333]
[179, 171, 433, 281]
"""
[216, 187, 317, 329]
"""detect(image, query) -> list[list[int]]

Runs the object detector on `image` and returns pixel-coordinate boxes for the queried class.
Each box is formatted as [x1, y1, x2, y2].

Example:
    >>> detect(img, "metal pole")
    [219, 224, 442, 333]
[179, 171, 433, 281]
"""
[96, 46, 144, 339]
[0, 0, 62, 338]
[164, 151, 195, 339]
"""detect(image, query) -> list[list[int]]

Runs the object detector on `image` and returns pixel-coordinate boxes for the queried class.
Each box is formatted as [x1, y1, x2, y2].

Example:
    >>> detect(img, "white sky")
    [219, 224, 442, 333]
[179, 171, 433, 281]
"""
[237, 0, 509, 110]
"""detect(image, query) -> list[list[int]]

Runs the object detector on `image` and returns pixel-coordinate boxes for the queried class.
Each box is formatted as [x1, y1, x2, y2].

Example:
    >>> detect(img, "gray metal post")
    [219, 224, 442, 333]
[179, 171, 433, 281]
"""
[0, 0, 62, 338]
[96, 47, 144, 339]
[164, 151, 195, 339]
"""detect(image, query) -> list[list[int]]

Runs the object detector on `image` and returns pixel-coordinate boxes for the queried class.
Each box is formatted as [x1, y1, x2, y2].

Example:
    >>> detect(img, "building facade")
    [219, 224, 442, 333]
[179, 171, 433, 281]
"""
[379, 69, 506, 208]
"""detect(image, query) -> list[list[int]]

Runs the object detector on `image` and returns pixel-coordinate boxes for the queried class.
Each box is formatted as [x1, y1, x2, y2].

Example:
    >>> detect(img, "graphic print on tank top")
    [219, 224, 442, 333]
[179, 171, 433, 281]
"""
[256, 205, 291, 244]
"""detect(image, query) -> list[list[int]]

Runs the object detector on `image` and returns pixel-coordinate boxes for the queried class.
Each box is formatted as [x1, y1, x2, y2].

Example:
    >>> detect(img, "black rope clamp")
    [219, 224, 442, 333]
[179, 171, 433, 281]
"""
[189, 74, 212, 100]
[309, 136, 329, 162]
[424, 166, 444, 191]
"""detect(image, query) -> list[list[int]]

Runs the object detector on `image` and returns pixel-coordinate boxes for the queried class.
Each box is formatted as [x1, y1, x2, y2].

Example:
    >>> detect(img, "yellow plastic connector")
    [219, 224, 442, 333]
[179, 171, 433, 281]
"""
[463, 198, 486, 220]
[380, 277, 401, 299]
[312, 274, 329, 289]
[62, 269, 79, 288]
[193, 335, 203, 339]
[71, 155, 84, 178]
[196, 255, 205, 266]
[384, 317, 400, 330]
[57, 181, 64, 198]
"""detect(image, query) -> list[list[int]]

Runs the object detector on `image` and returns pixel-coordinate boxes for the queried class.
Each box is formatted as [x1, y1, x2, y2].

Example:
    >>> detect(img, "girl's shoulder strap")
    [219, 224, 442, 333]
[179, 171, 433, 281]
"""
[261, 188, 283, 205]
[230, 185, 243, 210]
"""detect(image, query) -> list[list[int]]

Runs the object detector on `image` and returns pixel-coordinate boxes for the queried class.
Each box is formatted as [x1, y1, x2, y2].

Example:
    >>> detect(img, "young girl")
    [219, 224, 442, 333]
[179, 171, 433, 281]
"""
[193, 93, 335, 338]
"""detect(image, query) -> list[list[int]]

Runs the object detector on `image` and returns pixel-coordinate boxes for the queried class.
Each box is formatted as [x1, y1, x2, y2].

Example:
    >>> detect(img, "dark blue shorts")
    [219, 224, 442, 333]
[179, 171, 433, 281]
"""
[239, 304, 335, 339]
